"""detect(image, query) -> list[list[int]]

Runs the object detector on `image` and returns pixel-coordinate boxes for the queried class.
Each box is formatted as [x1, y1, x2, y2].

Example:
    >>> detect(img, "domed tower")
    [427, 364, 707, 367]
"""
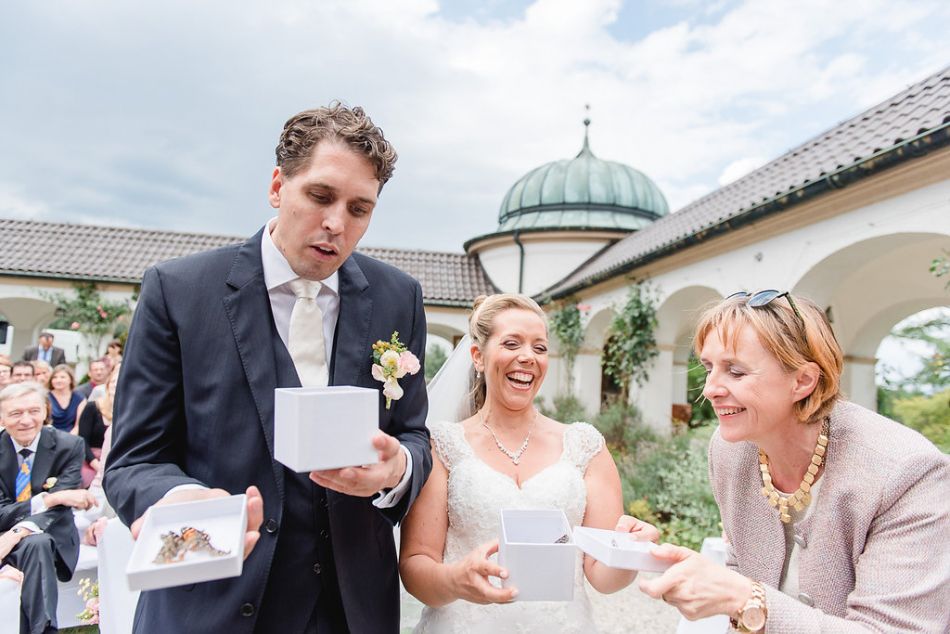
[465, 116, 669, 295]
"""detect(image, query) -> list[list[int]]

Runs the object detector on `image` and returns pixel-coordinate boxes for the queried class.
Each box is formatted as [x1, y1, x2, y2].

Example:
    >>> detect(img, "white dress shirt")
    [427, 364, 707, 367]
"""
[166, 221, 412, 508]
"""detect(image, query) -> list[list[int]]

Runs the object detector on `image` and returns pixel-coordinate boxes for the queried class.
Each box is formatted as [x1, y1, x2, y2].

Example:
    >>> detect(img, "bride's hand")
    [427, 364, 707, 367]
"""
[615, 514, 661, 543]
[448, 539, 518, 604]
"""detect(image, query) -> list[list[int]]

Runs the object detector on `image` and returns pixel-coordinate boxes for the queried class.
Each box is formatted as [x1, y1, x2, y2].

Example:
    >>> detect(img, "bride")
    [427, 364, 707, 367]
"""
[400, 294, 658, 633]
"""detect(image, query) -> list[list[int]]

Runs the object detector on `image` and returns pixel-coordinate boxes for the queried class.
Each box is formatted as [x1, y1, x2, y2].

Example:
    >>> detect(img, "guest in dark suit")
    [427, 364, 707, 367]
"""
[105, 103, 432, 634]
[21, 334, 66, 368]
[0, 381, 98, 634]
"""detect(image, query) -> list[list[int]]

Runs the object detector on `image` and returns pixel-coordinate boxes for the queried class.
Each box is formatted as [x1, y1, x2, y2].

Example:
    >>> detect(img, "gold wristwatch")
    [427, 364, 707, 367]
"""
[730, 581, 767, 633]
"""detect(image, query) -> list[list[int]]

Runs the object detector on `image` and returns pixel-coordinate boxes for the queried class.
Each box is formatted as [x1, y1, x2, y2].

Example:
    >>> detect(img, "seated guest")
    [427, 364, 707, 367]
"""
[10, 363, 34, 384]
[105, 340, 122, 365]
[0, 359, 12, 388]
[29, 363, 51, 391]
[47, 365, 84, 434]
[639, 291, 950, 632]
[0, 382, 97, 634]
[21, 334, 66, 368]
[74, 358, 108, 400]
[76, 363, 119, 487]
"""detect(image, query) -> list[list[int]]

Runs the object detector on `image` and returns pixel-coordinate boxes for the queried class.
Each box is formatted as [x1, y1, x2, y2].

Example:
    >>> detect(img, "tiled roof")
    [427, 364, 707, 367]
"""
[546, 65, 950, 298]
[0, 219, 496, 307]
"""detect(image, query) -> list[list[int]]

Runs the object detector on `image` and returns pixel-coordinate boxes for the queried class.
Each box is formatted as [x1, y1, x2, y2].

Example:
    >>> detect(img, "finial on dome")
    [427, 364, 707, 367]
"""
[578, 103, 593, 157]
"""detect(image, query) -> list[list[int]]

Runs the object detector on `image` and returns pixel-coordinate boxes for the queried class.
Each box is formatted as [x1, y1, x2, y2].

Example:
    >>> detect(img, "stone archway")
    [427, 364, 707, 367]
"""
[793, 232, 950, 409]
[0, 296, 59, 360]
[633, 285, 721, 433]
[567, 307, 614, 417]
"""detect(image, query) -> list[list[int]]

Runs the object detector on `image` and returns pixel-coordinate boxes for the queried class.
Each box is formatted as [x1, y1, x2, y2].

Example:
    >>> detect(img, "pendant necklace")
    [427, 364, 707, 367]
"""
[482, 408, 538, 465]
[759, 418, 829, 523]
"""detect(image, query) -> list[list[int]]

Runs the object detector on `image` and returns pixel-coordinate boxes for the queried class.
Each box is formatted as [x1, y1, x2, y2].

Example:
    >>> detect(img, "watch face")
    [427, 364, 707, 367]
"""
[742, 605, 766, 631]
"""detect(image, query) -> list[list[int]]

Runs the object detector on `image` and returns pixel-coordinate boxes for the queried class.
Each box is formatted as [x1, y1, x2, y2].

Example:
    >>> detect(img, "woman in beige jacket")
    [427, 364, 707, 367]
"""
[639, 291, 949, 632]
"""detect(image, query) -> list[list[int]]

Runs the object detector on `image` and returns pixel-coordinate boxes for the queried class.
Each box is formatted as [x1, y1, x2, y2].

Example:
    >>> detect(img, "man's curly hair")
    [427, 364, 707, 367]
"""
[275, 102, 397, 191]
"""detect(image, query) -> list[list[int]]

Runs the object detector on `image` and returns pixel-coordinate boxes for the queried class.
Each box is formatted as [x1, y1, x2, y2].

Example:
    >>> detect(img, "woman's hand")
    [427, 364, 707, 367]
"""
[0, 529, 27, 560]
[83, 517, 109, 547]
[614, 514, 661, 542]
[638, 544, 753, 621]
[447, 539, 518, 605]
[0, 565, 23, 584]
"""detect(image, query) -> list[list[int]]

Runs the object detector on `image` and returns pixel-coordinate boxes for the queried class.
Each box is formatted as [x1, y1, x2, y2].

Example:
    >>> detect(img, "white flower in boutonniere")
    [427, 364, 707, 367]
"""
[371, 331, 421, 409]
[43, 477, 57, 491]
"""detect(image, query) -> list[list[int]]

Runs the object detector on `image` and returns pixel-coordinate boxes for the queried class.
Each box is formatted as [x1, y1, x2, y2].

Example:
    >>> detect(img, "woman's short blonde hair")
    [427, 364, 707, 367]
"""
[469, 294, 547, 412]
[693, 293, 843, 423]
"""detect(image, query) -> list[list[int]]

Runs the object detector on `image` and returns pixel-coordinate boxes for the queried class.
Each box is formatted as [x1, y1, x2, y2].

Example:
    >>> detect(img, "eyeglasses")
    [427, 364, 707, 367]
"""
[726, 289, 804, 324]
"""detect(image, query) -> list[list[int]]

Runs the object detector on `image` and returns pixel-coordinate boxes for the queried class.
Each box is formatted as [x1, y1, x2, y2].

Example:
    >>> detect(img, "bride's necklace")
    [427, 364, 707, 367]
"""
[481, 409, 538, 465]
[759, 419, 829, 523]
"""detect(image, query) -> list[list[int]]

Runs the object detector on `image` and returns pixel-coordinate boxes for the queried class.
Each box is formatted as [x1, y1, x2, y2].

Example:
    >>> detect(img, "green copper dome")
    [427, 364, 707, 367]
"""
[498, 122, 669, 232]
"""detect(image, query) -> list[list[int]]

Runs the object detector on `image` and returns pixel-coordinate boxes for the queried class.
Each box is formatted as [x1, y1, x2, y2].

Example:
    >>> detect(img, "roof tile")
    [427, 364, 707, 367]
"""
[0, 220, 495, 307]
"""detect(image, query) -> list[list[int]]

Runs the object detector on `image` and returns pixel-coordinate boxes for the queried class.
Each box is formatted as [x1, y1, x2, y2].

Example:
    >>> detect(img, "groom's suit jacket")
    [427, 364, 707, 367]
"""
[105, 228, 431, 633]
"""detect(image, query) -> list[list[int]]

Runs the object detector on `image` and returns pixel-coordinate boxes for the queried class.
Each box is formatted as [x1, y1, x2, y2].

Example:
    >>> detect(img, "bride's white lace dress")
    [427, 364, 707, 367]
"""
[413, 420, 605, 634]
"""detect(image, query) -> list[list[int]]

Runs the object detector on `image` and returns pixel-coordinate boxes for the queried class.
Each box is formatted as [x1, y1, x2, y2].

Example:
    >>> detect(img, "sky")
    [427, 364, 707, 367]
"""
[2, 0, 949, 255]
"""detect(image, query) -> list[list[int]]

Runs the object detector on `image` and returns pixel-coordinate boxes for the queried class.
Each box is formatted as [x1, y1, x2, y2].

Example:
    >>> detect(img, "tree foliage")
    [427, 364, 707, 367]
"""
[424, 344, 448, 382]
[45, 282, 131, 360]
[602, 283, 659, 402]
[888, 314, 950, 393]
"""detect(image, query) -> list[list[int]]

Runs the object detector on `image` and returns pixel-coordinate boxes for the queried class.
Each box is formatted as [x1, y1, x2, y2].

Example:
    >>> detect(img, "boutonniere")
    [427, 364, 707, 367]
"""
[43, 477, 57, 491]
[371, 331, 420, 409]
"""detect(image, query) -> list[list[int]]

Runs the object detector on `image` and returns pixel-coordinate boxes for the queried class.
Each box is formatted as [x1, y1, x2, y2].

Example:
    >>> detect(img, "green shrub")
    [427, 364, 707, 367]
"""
[619, 427, 721, 550]
[592, 400, 656, 454]
[892, 388, 950, 453]
[536, 394, 588, 424]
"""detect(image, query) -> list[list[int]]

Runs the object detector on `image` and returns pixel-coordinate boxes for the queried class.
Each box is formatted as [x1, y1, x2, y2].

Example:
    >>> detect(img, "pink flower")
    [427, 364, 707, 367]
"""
[86, 598, 99, 612]
[576, 303, 592, 312]
[398, 351, 420, 376]
[382, 377, 403, 402]
[70, 322, 81, 330]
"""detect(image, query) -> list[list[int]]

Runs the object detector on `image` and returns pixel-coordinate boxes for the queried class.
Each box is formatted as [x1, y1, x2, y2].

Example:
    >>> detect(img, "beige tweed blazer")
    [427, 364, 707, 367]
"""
[709, 400, 950, 633]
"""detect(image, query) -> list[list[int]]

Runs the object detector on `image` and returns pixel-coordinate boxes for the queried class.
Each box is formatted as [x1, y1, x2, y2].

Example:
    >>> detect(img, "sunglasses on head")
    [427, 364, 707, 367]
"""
[726, 289, 804, 323]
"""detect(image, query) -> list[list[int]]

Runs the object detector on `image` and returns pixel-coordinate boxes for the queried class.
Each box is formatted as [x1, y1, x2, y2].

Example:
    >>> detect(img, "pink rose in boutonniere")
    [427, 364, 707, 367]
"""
[371, 332, 420, 409]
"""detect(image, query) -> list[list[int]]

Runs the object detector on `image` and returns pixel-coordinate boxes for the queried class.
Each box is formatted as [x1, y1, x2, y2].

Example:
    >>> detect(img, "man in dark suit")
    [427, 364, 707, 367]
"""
[0, 381, 97, 633]
[21, 334, 66, 367]
[105, 104, 431, 633]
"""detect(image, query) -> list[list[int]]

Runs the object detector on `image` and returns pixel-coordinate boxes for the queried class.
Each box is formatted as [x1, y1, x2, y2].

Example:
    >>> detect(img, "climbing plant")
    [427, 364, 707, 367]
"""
[45, 282, 131, 360]
[549, 299, 585, 394]
[602, 282, 659, 403]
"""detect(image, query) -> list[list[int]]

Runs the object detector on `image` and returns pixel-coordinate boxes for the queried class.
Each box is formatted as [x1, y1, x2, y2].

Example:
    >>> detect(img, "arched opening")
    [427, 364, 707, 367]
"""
[793, 232, 950, 410]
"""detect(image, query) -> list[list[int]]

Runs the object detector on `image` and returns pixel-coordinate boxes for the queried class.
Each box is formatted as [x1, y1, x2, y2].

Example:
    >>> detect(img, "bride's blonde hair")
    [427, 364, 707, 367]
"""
[468, 293, 547, 412]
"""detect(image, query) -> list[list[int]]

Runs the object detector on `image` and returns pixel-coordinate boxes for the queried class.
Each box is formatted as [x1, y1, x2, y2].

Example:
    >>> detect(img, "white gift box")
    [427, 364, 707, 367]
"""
[274, 386, 380, 472]
[572, 526, 671, 573]
[126, 494, 246, 592]
[498, 509, 575, 601]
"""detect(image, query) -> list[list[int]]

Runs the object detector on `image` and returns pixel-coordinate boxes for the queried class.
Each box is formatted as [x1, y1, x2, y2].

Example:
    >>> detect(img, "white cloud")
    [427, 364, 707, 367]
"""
[1, 0, 948, 251]
[717, 156, 768, 186]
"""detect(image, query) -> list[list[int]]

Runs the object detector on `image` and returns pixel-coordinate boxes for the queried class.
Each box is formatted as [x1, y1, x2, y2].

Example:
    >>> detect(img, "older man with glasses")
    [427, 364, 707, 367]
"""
[0, 382, 96, 634]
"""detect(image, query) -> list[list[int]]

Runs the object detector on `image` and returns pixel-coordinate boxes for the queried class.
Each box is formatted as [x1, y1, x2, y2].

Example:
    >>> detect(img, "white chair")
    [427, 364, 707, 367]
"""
[675, 537, 730, 634]
[56, 544, 99, 629]
[97, 518, 140, 634]
[0, 570, 21, 634]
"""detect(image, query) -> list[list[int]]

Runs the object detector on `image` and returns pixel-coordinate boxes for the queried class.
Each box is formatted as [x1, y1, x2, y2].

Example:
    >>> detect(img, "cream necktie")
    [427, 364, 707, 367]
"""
[287, 278, 329, 387]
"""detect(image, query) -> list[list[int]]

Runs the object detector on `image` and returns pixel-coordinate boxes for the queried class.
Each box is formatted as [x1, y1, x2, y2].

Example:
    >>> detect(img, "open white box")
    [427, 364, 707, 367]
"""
[498, 509, 575, 602]
[126, 494, 246, 592]
[573, 526, 671, 573]
[274, 386, 380, 472]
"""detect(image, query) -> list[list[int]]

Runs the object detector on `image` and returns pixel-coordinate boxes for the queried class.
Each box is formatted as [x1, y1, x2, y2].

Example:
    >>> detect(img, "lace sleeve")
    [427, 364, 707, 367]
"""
[563, 422, 605, 474]
[429, 421, 469, 471]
